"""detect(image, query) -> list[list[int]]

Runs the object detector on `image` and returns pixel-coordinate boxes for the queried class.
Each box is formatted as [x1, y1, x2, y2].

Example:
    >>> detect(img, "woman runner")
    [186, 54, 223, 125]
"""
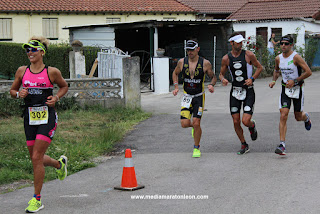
[10, 36, 68, 213]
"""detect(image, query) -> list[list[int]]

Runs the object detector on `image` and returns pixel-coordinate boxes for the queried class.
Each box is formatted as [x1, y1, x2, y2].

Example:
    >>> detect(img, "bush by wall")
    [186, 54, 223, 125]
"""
[0, 42, 100, 79]
[44, 43, 72, 78]
[0, 42, 72, 79]
[244, 35, 318, 77]
[0, 43, 29, 79]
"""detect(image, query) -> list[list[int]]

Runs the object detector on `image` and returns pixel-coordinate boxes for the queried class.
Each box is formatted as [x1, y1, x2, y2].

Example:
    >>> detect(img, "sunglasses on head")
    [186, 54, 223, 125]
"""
[280, 42, 291, 46]
[25, 47, 42, 53]
[29, 41, 42, 46]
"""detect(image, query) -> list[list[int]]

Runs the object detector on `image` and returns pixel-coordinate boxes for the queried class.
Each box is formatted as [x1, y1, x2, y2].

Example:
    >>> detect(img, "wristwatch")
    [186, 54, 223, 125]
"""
[294, 79, 298, 85]
[250, 76, 255, 82]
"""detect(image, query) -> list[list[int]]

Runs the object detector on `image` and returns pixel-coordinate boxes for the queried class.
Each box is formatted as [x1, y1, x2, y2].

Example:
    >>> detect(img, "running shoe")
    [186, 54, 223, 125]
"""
[192, 148, 201, 158]
[304, 113, 312, 131]
[275, 144, 286, 155]
[56, 155, 68, 181]
[191, 127, 194, 138]
[25, 197, 44, 213]
[237, 143, 250, 155]
[249, 120, 258, 141]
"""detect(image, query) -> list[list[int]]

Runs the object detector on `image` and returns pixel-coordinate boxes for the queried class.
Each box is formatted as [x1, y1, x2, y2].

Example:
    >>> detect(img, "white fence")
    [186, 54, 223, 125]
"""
[97, 47, 130, 98]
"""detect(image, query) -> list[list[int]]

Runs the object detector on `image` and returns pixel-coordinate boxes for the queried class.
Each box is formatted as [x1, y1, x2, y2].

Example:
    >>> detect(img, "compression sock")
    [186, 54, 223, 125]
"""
[305, 114, 310, 122]
[34, 194, 41, 201]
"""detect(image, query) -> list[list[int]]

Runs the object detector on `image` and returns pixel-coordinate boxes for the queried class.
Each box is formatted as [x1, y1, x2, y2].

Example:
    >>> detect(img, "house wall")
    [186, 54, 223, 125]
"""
[70, 27, 115, 47]
[233, 20, 320, 48]
[0, 13, 195, 43]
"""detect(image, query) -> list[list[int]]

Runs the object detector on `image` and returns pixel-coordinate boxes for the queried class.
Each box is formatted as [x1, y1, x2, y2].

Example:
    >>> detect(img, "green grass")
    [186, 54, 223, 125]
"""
[0, 106, 151, 188]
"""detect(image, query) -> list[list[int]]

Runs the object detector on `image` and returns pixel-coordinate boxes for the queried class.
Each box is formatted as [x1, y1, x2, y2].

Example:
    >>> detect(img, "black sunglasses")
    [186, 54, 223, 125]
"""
[29, 41, 41, 46]
[26, 47, 41, 53]
[280, 42, 291, 46]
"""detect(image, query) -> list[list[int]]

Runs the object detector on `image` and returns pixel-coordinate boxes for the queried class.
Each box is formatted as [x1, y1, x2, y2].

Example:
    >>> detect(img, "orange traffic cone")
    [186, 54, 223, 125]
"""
[114, 149, 145, 191]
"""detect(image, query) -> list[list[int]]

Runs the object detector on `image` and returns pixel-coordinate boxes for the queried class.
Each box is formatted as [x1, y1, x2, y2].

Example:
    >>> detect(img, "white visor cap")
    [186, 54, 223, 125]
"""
[228, 34, 245, 43]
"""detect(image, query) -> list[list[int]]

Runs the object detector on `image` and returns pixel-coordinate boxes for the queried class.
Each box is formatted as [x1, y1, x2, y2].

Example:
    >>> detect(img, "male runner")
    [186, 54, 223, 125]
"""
[219, 32, 263, 155]
[172, 39, 216, 158]
[269, 34, 312, 155]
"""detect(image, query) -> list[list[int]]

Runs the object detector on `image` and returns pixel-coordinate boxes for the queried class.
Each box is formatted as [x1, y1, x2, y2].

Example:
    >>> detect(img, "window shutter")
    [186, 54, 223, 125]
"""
[0, 19, 12, 39]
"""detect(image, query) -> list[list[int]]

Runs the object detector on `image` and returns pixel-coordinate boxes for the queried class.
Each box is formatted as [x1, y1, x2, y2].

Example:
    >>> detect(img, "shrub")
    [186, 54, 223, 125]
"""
[243, 34, 318, 77]
[244, 35, 275, 77]
[0, 42, 101, 79]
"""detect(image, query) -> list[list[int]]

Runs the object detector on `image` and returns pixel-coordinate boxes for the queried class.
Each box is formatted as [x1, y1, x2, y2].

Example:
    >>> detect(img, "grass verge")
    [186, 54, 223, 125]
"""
[0, 105, 151, 192]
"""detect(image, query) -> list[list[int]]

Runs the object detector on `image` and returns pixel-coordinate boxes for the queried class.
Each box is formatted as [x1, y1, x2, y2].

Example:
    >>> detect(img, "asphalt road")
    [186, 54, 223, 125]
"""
[1, 72, 320, 214]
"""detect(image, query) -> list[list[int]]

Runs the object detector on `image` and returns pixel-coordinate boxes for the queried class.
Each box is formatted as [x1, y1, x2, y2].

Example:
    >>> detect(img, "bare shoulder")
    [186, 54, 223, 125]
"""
[48, 66, 61, 75]
[203, 58, 212, 66]
[221, 54, 229, 64]
[47, 66, 63, 83]
[176, 58, 184, 69]
[15, 66, 27, 77]
[178, 58, 184, 64]
[293, 53, 308, 67]
[245, 50, 255, 57]
[17, 66, 27, 72]
[293, 53, 303, 61]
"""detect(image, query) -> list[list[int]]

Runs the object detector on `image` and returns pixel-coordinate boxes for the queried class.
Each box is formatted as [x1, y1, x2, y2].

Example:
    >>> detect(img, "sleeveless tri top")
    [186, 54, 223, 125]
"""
[278, 51, 302, 85]
[22, 65, 54, 107]
[181, 56, 205, 95]
[228, 50, 253, 88]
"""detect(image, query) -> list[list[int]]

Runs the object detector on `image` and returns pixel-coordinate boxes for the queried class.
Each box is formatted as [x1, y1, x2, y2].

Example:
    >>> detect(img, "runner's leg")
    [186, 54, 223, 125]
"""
[192, 118, 201, 146]
[232, 113, 245, 143]
[28, 139, 50, 195]
[279, 108, 289, 142]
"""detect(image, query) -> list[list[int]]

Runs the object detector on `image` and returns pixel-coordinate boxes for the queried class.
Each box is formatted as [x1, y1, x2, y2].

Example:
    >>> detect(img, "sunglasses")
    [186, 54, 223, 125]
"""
[280, 42, 291, 46]
[25, 47, 42, 53]
[29, 41, 42, 46]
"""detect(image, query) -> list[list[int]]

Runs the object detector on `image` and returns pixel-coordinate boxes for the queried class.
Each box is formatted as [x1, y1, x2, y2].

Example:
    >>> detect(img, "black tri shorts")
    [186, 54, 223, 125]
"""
[229, 86, 255, 115]
[23, 106, 58, 146]
[180, 94, 205, 119]
[279, 84, 304, 112]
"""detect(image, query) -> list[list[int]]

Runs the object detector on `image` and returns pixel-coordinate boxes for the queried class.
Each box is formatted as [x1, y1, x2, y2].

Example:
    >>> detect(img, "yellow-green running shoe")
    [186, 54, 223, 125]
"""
[191, 127, 194, 138]
[192, 148, 201, 158]
[56, 155, 68, 181]
[25, 197, 44, 213]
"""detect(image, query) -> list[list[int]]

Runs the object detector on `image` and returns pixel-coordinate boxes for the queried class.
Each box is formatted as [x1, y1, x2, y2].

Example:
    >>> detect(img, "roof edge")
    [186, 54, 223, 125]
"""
[0, 9, 196, 14]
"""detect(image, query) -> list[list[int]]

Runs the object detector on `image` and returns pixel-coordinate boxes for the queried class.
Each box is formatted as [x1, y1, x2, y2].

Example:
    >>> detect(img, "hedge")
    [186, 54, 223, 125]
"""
[0, 42, 100, 79]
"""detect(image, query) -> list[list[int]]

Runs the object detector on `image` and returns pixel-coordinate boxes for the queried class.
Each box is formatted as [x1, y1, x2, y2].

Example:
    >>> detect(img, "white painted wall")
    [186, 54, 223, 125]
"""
[70, 27, 115, 47]
[153, 57, 169, 94]
[0, 13, 195, 43]
[233, 20, 320, 48]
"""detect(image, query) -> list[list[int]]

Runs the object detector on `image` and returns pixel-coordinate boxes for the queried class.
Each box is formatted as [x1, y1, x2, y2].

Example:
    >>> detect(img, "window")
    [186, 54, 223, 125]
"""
[0, 18, 12, 40]
[106, 18, 120, 23]
[256, 27, 268, 45]
[42, 18, 58, 39]
[271, 28, 282, 41]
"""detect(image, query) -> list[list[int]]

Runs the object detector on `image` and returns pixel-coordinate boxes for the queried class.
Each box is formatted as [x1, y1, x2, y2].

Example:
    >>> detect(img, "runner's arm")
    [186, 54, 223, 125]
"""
[293, 54, 312, 82]
[204, 59, 216, 93]
[248, 50, 263, 80]
[47, 67, 68, 106]
[10, 66, 27, 98]
[269, 56, 280, 88]
[172, 59, 183, 96]
[219, 55, 229, 86]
